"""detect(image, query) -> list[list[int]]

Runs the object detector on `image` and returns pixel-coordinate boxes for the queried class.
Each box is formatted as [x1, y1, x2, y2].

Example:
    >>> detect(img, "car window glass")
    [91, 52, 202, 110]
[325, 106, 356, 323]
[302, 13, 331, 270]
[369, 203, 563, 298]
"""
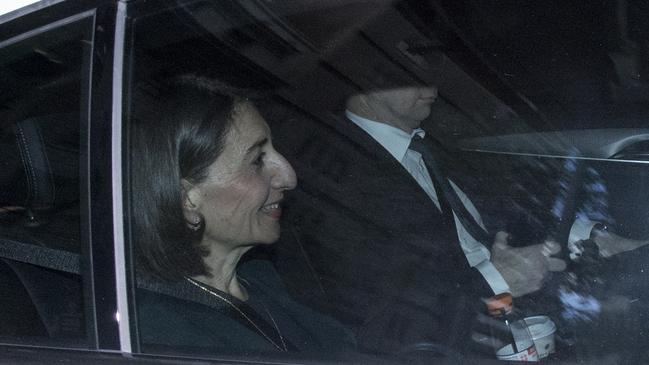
[124, 0, 649, 363]
[0, 16, 92, 347]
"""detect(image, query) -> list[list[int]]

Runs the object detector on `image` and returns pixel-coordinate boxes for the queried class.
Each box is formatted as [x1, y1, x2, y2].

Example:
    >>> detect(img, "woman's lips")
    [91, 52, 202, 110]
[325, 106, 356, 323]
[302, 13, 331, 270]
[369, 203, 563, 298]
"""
[261, 202, 282, 219]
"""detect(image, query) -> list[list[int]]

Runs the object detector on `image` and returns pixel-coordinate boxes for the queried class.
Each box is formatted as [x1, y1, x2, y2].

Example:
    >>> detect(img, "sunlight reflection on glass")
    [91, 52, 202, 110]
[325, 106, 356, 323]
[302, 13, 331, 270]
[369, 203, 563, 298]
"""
[0, 0, 40, 17]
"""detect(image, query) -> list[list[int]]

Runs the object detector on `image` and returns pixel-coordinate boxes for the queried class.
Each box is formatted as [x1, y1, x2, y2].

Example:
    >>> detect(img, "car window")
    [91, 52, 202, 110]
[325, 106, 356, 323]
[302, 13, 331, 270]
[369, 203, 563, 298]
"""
[115, 0, 649, 363]
[0, 15, 92, 347]
[3, 1, 649, 363]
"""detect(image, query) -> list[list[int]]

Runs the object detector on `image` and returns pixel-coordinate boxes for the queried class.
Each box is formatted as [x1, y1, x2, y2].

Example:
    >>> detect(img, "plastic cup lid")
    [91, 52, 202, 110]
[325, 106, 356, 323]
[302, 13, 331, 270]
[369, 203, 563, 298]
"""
[524, 316, 557, 338]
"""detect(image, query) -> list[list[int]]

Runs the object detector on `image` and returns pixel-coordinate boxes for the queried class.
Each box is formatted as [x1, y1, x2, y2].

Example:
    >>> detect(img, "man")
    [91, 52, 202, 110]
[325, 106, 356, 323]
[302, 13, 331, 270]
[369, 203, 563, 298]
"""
[343, 86, 567, 298]
[269, 85, 623, 355]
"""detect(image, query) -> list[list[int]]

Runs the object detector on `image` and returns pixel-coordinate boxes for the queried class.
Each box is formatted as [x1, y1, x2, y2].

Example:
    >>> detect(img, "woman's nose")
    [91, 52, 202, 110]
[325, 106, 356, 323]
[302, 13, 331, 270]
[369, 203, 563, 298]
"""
[270, 152, 297, 191]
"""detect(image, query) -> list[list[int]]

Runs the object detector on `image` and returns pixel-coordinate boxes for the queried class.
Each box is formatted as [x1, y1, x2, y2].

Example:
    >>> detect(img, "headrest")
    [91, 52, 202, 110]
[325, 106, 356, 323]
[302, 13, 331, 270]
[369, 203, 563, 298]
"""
[0, 113, 81, 216]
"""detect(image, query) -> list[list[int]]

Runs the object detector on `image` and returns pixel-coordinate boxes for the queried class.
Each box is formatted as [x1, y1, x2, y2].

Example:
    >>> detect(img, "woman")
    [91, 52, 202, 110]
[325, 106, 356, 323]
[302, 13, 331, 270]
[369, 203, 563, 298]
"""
[130, 75, 355, 355]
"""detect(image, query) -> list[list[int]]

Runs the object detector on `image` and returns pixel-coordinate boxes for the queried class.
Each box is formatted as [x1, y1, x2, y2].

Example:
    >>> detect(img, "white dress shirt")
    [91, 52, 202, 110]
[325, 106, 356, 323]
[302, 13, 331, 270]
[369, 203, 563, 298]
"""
[346, 110, 510, 294]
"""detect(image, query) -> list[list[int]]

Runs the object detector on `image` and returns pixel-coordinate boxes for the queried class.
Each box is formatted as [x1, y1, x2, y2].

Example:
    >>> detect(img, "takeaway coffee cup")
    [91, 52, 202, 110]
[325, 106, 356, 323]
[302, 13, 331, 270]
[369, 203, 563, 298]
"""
[495, 343, 539, 361]
[524, 316, 557, 359]
[494, 316, 556, 361]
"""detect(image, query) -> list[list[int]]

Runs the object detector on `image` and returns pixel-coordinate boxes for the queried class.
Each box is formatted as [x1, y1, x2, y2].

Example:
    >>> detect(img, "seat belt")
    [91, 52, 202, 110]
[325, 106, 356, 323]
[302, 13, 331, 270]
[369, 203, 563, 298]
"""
[0, 238, 80, 274]
[409, 135, 493, 244]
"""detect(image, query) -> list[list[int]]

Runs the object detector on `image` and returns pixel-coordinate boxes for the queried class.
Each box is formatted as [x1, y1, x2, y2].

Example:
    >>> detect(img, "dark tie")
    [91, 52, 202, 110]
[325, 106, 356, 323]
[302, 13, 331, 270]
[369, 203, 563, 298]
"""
[408, 135, 492, 244]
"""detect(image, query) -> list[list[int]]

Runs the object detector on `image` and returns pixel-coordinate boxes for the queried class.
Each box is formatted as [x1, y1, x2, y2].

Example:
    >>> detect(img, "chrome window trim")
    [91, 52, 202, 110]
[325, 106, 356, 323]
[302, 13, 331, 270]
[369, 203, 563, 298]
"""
[111, 0, 131, 354]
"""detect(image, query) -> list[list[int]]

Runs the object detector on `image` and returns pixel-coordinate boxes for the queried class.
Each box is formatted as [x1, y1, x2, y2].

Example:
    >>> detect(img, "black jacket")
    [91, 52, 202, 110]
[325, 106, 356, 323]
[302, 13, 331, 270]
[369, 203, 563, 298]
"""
[269, 110, 492, 355]
[137, 260, 355, 356]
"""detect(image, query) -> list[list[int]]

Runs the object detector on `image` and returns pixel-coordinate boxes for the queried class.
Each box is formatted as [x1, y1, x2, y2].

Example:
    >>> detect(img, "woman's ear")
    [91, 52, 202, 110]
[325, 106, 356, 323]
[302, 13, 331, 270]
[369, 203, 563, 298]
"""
[181, 179, 203, 231]
[181, 179, 201, 212]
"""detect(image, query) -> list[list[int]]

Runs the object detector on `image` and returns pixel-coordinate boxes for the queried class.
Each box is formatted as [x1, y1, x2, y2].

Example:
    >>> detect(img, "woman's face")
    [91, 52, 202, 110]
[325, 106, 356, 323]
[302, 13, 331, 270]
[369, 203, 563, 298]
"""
[186, 101, 297, 249]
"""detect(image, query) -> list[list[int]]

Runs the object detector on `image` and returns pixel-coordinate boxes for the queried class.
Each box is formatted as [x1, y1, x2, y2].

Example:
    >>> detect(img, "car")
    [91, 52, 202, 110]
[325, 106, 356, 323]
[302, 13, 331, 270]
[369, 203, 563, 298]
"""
[1, 0, 648, 363]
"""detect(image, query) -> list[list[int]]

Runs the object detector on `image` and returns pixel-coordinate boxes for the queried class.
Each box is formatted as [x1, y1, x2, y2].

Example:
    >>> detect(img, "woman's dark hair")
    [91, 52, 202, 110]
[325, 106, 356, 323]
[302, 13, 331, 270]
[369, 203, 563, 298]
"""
[130, 75, 247, 281]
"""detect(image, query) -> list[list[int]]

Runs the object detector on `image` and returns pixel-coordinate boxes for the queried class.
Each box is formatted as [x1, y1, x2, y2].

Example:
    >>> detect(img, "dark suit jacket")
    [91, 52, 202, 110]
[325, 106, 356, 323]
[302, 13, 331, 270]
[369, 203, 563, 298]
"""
[268, 109, 493, 355]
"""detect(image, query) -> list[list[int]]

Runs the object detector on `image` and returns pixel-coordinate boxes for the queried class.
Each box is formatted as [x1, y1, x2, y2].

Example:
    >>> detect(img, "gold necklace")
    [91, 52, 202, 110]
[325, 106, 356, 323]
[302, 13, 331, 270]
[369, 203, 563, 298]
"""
[185, 277, 288, 351]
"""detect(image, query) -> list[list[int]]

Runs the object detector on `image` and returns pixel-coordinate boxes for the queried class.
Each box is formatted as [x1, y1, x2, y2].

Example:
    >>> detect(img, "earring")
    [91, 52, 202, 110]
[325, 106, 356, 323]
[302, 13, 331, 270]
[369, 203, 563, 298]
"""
[188, 215, 202, 231]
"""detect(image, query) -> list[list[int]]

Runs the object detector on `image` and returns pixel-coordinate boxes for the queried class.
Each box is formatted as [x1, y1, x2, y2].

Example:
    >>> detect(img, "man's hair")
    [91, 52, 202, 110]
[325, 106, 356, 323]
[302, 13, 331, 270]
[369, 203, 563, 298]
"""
[129, 75, 247, 281]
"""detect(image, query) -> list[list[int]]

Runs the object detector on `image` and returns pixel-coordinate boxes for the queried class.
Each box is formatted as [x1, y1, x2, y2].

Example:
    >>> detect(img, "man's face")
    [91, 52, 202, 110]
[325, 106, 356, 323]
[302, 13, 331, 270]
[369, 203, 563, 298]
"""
[366, 86, 438, 132]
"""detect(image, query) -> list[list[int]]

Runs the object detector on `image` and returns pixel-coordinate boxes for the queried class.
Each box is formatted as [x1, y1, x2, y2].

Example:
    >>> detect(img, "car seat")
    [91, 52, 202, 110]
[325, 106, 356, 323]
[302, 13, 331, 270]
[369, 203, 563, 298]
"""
[0, 113, 85, 340]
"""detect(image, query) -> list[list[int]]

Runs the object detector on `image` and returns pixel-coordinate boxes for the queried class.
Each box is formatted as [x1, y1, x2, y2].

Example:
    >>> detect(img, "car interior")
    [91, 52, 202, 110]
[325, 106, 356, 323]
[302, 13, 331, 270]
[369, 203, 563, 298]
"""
[0, 19, 86, 345]
[1, 0, 648, 363]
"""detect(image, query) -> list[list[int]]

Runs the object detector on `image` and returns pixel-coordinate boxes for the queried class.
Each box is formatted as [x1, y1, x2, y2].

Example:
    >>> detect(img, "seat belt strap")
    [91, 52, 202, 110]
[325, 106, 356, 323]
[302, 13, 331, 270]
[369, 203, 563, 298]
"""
[0, 239, 80, 274]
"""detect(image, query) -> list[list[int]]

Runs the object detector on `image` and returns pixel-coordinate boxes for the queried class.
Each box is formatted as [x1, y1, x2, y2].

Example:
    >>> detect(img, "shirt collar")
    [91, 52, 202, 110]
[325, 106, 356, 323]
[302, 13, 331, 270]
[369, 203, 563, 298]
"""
[346, 110, 425, 162]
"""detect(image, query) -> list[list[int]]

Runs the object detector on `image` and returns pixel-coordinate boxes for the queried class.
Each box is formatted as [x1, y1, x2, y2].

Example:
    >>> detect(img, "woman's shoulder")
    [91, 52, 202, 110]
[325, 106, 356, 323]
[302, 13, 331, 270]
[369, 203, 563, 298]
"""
[136, 287, 218, 347]
[136, 283, 282, 352]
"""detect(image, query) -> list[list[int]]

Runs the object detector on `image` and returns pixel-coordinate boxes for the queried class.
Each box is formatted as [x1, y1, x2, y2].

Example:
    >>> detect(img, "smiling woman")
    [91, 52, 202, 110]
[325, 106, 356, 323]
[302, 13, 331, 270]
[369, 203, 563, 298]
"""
[183, 100, 297, 255]
[128, 75, 354, 356]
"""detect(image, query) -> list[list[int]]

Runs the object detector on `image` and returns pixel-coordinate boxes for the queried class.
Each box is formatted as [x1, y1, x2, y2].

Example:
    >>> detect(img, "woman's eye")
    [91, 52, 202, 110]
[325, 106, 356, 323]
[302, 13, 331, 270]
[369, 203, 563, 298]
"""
[253, 152, 266, 167]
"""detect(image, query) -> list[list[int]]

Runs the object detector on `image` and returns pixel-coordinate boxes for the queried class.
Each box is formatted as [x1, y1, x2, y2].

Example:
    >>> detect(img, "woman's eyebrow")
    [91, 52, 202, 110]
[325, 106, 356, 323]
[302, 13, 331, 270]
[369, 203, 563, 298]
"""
[245, 137, 268, 155]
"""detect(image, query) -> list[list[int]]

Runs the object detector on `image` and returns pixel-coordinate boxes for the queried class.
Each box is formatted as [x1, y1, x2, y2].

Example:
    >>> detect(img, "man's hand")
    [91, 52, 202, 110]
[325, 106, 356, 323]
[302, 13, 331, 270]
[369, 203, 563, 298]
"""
[491, 231, 567, 297]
